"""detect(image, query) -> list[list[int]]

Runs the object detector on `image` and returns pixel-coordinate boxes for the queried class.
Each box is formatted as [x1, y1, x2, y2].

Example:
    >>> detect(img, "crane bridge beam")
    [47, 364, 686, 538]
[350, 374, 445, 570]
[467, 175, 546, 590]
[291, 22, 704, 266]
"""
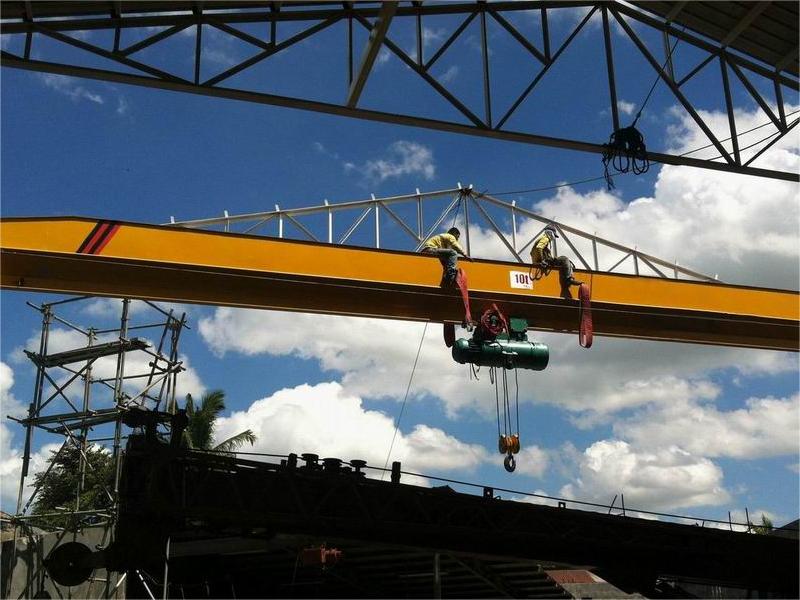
[1, 217, 797, 351]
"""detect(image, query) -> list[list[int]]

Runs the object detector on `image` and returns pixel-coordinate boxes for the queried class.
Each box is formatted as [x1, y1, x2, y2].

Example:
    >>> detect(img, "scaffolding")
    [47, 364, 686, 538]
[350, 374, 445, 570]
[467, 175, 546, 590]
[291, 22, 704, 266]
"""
[5, 296, 188, 597]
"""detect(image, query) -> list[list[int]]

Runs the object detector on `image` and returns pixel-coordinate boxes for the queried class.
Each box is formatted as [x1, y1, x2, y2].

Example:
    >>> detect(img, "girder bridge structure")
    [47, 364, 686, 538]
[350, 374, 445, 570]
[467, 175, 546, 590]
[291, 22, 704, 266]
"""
[1, 1, 798, 182]
[2, 185, 799, 351]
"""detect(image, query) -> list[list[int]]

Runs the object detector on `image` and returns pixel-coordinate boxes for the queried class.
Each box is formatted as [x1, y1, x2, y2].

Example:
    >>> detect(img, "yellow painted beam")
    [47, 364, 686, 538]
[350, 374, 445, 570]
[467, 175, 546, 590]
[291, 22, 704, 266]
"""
[1, 217, 798, 351]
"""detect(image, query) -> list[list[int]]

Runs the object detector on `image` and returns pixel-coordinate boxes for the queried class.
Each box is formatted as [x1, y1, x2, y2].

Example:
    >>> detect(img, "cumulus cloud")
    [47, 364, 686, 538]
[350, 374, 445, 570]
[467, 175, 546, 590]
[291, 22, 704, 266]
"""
[559, 440, 730, 511]
[199, 307, 794, 419]
[0, 363, 63, 511]
[513, 445, 550, 478]
[1, 360, 25, 419]
[345, 141, 436, 184]
[214, 381, 491, 477]
[616, 393, 800, 459]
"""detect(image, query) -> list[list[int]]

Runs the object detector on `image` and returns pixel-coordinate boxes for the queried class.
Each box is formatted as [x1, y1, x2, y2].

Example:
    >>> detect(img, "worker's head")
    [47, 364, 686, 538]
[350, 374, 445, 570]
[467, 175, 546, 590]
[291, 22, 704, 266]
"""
[448, 227, 461, 239]
[544, 224, 559, 239]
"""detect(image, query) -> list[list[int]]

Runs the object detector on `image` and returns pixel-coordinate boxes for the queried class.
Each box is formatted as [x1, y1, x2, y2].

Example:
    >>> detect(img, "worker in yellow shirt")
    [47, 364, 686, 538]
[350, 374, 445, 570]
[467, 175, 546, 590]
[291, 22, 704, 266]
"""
[530, 225, 580, 286]
[421, 227, 472, 283]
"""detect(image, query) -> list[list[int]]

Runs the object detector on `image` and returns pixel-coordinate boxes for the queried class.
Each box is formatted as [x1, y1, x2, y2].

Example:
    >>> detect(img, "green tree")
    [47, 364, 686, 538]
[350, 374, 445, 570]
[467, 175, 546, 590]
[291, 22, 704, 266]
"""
[751, 514, 774, 535]
[31, 444, 115, 523]
[183, 389, 256, 452]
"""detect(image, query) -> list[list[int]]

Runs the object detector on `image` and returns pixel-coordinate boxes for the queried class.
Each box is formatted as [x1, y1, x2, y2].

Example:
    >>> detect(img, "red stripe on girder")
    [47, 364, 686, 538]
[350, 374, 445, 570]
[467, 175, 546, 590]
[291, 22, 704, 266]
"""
[76, 222, 107, 253]
[77, 222, 110, 254]
[89, 223, 120, 255]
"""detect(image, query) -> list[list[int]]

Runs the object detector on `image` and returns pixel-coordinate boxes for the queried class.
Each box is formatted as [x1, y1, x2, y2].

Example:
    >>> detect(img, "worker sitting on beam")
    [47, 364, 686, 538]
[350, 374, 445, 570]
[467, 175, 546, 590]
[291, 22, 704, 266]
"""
[531, 225, 581, 287]
[421, 227, 472, 284]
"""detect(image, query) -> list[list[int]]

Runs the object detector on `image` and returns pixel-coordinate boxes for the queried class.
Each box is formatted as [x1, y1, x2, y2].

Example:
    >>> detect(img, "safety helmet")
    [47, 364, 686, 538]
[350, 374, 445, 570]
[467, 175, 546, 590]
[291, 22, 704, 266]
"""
[544, 224, 559, 238]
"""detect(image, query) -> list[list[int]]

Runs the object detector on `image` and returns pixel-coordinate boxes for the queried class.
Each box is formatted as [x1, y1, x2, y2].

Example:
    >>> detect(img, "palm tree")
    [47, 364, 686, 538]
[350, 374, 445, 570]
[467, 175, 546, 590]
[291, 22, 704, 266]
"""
[183, 389, 256, 452]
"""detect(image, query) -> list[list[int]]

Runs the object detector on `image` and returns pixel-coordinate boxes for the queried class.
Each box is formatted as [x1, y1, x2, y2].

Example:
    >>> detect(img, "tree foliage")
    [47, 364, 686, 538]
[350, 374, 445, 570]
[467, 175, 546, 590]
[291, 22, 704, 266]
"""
[183, 389, 256, 452]
[28, 389, 253, 529]
[751, 514, 774, 535]
[31, 444, 115, 520]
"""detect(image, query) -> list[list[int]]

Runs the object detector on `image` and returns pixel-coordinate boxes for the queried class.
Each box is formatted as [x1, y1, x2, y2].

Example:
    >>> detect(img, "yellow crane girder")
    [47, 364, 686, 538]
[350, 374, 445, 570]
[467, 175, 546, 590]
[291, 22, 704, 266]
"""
[1, 217, 797, 351]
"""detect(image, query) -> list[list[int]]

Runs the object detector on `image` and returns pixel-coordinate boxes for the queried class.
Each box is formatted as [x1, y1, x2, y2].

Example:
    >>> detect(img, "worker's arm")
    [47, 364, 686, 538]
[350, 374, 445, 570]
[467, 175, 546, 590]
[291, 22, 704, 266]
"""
[451, 239, 472, 260]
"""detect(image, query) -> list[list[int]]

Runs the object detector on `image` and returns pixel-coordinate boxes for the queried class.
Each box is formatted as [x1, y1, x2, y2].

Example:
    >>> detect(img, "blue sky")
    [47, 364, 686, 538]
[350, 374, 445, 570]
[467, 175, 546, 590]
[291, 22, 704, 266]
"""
[1, 6, 798, 529]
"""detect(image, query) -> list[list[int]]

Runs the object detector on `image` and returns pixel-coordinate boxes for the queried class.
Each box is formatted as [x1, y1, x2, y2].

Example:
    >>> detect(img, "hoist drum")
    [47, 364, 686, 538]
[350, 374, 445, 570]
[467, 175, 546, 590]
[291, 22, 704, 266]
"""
[451, 338, 549, 371]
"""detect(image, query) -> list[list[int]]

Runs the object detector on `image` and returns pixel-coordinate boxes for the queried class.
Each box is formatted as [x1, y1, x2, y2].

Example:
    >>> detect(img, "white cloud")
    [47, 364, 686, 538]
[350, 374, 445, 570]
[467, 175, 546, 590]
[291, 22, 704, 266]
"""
[81, 298, 190, 320]
[345, 140, 436, 184]
[616, 393, 800, 459]
[312, 141, 340, 160]
[524, 113, 800, 289]
[214, 381, 491, 477]
[198, 307, 795, 421]
[0, 363, 63, 511]
[438, 65, 459, 84]
[16, 326, 205, 410]
[513, 445, 549, 478]
[617, 99, 636, 116]
[38, 73, 104, 105]
[116, 96, 130, 116]
[376, 48, 391, 66]
[0, 421, 62, 512]
[559, 440, 730, 511]
[1, 360, 25, 419]
[204, 47, 237, 67]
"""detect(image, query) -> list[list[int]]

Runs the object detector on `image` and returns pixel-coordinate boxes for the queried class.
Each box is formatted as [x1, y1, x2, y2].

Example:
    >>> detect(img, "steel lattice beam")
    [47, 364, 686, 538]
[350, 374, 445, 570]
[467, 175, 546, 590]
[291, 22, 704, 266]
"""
[1, 1, 798, 182]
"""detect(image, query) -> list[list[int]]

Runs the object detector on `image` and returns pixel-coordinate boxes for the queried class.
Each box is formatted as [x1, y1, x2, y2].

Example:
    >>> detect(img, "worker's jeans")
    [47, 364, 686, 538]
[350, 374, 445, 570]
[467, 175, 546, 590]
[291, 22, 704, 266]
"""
[423, 248, 458, 277]
[550, 256, 575, 282]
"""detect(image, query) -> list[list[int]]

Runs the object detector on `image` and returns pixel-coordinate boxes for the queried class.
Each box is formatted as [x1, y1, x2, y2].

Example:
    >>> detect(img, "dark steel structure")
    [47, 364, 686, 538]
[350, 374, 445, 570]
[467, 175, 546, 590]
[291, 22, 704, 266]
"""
[104, 439, 798, 598]
[1, 1, 797, 182]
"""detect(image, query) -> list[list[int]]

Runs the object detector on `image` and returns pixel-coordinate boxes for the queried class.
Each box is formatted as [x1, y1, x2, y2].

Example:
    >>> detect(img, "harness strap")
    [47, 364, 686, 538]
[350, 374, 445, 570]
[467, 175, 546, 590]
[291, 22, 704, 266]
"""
[578, 282, 593, 348]
[455, 268, 472, 325]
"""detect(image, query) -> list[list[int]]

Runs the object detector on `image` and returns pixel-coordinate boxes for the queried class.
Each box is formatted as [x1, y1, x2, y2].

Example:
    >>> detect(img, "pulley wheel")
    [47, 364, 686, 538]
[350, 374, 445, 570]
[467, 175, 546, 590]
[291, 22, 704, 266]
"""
[44, 542, 93, 587]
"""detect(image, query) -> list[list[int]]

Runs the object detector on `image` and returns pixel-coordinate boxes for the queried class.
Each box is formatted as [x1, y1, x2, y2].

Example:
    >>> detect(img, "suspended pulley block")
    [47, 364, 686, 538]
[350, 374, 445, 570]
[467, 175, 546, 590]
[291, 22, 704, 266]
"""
[451, 305, 548, 371]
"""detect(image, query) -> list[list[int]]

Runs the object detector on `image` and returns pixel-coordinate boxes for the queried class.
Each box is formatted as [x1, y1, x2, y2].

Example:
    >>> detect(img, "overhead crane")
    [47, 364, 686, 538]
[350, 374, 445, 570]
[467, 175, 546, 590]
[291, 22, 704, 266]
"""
[1, 216, 797, 352]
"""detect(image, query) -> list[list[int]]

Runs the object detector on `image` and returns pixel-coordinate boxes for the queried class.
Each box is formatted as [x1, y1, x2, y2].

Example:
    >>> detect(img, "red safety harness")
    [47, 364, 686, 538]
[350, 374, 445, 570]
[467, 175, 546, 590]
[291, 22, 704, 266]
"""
[578, 282, 593, 348]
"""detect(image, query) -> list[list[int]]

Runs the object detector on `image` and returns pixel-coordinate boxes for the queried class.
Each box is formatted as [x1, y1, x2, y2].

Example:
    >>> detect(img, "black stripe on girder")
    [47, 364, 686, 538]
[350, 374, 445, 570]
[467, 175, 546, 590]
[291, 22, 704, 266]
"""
[76, 221, 108, 253]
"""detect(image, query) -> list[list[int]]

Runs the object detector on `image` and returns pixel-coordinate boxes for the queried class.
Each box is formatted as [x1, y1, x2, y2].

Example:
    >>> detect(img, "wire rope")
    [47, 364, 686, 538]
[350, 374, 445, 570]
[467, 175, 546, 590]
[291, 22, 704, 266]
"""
[380, 320, 428, 479]
[492, 367, 502, 438]
[631, 32, 682, 128]
[514, 368, 520, 435]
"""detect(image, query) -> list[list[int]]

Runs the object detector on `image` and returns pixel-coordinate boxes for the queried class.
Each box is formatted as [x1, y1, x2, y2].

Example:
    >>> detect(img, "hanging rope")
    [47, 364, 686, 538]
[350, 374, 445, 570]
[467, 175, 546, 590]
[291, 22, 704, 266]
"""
[381, 321, 428, 479]
[450, 193, 464, 229]
[601, 32, 682, 189]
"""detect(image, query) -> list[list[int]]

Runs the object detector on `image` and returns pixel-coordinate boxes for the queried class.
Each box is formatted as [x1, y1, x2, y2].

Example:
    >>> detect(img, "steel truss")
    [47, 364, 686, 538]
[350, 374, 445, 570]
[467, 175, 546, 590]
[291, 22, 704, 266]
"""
[170, 184, 720, 282]
[0, 2, 797, 182]
[9, 297, 187, 541]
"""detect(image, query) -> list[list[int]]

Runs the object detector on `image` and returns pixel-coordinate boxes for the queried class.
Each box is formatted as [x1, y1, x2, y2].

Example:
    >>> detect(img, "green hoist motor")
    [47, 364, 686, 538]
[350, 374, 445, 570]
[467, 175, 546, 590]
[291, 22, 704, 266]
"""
[451, 316, 549, 371]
